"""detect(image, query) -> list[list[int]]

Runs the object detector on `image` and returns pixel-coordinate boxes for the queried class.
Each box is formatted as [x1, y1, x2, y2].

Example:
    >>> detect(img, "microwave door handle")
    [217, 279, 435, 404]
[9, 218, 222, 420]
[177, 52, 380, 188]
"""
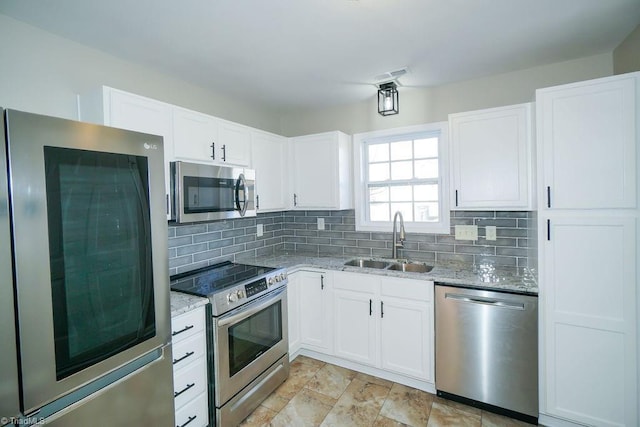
[235, 173, 249, 217]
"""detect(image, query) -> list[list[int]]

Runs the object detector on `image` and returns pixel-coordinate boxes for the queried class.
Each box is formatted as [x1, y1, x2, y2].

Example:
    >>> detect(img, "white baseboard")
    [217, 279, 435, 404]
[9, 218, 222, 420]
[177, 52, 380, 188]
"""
[291, 347, 435, 394]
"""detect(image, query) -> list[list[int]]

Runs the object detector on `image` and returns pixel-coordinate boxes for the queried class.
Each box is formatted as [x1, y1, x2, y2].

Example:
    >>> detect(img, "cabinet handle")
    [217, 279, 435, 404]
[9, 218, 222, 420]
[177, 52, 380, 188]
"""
[177, 415, 197, 427]
[171, 324, 194, 337]
[210, 142, 215, 160]
[455, 190, 459, 207]
[320, 274, 324, 290]
[174, 382, 195, 398]
[369, 299, 372, 316]
[222, 144, 227, 162]
[294, 193, 298, 207]
[547, 186, 551, 208]
[256, 194, 260, 210]
[166, 194, 170, 215]
[547, 219, 551, 241]
[172, 351, 195, 365]
[380, 301, 384, 318]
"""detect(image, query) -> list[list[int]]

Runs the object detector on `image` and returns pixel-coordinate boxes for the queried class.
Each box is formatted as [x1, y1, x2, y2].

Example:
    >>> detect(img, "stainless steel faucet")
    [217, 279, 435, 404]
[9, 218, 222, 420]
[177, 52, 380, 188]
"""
[391, 211, 406, 259]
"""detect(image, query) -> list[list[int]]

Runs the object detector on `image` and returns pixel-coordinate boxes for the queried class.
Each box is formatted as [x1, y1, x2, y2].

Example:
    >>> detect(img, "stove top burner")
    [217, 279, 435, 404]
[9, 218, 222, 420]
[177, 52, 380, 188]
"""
[170, 262, 277, 296]
[170, 261, 287, 316]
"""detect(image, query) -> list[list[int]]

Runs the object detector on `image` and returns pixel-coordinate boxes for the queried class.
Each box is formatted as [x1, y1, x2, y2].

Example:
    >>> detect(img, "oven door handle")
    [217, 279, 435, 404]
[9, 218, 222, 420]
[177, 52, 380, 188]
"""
[218, 286, 286, 327]
[235, 173, 249, 217]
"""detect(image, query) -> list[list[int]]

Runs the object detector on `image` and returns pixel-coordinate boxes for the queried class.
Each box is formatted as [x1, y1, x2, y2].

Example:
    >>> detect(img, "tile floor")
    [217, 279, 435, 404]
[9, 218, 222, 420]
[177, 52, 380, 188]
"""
[239, 355, 536, 427]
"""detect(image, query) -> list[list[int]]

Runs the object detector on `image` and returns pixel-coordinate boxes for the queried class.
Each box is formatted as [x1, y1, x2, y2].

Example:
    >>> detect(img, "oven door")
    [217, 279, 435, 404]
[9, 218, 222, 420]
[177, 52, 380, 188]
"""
[214, 286, 288, 406]
[171, 161, 255, 223]
[5, 110, 171, 415]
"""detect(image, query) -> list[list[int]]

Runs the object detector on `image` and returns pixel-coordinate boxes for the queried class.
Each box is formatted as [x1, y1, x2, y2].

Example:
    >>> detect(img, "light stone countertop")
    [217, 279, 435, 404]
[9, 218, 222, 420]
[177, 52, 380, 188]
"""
[237, 252, 538, 295]
[170, 291, 209, 317]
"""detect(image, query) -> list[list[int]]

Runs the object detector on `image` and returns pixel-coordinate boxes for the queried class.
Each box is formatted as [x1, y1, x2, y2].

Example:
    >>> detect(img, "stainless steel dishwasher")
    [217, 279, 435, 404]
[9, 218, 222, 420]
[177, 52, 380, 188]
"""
[435, 284, 538, 424]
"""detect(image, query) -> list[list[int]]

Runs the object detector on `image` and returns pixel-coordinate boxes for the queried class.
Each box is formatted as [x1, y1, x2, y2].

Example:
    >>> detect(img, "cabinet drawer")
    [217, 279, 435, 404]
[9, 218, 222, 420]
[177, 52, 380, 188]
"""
[380, 278, 433, 301]
[172, 333, 206, 371]
[333, 271, 378, 293]
[174, 392, 208, 427]
[173, 357, 207, 410]
[172, 307, 205, 343]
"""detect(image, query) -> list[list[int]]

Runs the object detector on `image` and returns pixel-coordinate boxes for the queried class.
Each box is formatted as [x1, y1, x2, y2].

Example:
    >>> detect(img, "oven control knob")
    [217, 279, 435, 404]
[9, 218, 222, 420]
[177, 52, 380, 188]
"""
[227, 292, 238, 303]
[275, 275, 281, 283]
[236, 290, 245, 300]
[268, 277, 275, 286]
[279, 273, 286, 281]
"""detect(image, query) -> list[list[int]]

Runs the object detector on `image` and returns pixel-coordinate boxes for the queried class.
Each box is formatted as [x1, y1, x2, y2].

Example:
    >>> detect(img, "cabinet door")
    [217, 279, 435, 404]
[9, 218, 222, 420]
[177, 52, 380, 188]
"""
[332, 272, 377, 366]
[379, 277, 433, 381]
[173, 108, 219, 163]
[219, 120, 250, 166]
[107, 90, 174, 219]
[538, 74, 637, 209]
[291, 133, 339, 209]
[298, 270, 333, 353]
[450, 103, 532, 209]
[251, 131, 288, 211]
[379, 297, 432, 381]
[287, 272, 301, 356]
[541, 216, 637, 426]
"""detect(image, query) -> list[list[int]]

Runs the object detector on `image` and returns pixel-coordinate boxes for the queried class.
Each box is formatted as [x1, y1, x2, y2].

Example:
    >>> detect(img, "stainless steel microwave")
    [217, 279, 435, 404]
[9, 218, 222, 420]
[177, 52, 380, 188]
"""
[170, 161, 256, 223]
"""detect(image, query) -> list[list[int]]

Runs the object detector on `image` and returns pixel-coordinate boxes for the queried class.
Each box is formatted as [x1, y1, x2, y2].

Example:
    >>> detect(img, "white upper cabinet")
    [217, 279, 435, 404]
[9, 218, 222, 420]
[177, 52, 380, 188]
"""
[251, 130, 288, 212]
[172, 107, 219, 164]
[537, 74, 637, 209]
[171, 109, 251, 166]
[290, 131, 353, 210]
[218, 120, 251, 166]
[79, 86, 174, 218]
[449, 102, 534, 210]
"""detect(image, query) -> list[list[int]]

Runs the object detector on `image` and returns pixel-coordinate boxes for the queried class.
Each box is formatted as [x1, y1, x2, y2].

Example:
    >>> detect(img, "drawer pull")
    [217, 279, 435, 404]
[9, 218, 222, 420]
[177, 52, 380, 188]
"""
[177, 415, 197, 427]
[172, 351, 195, 365]
[174, 382, 195, 398]
[172, 324, 194, 337]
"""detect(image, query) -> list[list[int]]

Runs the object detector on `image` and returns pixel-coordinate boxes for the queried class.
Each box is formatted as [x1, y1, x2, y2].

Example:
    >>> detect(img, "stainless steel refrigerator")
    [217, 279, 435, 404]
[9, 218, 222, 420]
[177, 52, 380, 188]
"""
[2, 108, 175, 425]
[0, 108, 21, 426]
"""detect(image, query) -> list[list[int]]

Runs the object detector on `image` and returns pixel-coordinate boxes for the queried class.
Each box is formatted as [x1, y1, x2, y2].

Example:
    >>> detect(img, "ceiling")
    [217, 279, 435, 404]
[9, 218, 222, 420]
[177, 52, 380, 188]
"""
[1, 0, 639, 111]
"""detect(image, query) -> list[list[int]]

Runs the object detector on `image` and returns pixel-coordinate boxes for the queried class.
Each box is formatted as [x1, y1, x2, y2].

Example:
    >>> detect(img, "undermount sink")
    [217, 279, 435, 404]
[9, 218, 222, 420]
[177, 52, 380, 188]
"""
[387, 261, 433, 273]
[343, 258, 433, 274]
[343, 259, 390, 269]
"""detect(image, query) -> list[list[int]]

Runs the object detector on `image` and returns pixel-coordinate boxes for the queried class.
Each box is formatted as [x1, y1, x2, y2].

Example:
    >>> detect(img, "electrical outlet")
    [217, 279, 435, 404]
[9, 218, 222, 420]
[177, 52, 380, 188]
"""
[455, 225, 478, 241]
[317, 218, 325, 230]
[486, 226, 497, 241]
[257, 223, 264, 237]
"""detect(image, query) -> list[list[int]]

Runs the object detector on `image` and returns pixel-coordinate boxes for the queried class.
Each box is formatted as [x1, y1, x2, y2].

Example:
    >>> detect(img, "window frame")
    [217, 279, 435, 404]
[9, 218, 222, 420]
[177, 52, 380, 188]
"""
[353, 122, 450, 233]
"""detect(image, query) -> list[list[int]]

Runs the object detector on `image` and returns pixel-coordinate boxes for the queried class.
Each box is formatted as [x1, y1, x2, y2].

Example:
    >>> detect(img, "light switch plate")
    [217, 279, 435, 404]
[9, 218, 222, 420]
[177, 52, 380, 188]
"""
[455, 225, 478, 241]
[317, 218, 325, 230]
[257, 223, 264, 237]
[486, 226, 497, 241]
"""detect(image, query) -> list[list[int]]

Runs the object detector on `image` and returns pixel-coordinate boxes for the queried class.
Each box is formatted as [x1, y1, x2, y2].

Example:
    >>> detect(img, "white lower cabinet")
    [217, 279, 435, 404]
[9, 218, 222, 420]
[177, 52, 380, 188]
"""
[296, 270, 434, 384]
[286, 271, 301, 356]
[540, 216, 637, 427]
[333, 274, 377, 366]
[171, 306, 209, 427]
[379, 277, 433, 381]
[296, 270, 334, 354]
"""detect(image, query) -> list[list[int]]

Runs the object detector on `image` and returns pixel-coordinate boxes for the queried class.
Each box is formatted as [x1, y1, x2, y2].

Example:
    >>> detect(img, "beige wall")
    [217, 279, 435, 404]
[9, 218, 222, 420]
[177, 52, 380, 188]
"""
[0, 15, 282, 133]
[0, 14, 617, 138]
[614, 24, 640, 74]
[279, 53, 614, 136]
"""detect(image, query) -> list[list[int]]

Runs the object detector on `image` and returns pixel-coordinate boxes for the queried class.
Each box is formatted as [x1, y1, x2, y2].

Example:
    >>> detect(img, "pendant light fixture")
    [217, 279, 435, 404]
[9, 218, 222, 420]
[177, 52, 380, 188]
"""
[378, 81, 399, 116]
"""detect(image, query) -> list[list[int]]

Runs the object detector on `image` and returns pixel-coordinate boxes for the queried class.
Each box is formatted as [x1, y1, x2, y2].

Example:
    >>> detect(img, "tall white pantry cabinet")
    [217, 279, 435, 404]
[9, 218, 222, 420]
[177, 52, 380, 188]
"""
[536, 72, 639, 427]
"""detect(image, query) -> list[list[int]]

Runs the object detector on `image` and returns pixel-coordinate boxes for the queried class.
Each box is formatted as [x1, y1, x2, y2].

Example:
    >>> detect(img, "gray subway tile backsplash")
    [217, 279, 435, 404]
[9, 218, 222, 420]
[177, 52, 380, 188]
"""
[167, 209, 536, 276]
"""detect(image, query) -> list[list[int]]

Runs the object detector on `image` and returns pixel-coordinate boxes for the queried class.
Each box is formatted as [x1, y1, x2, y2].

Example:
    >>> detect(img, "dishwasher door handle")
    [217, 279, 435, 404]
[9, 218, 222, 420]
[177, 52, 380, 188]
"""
[445, 293, 525, 310]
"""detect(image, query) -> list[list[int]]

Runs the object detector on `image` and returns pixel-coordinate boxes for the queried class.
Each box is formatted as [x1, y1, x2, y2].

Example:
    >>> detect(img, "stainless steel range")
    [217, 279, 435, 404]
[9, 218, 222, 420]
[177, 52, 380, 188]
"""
[171, 262, 289, 427]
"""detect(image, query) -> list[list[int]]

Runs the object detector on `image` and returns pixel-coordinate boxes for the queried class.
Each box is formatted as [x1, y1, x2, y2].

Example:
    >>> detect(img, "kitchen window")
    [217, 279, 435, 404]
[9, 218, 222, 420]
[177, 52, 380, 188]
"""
[353, 122, 450, 233]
